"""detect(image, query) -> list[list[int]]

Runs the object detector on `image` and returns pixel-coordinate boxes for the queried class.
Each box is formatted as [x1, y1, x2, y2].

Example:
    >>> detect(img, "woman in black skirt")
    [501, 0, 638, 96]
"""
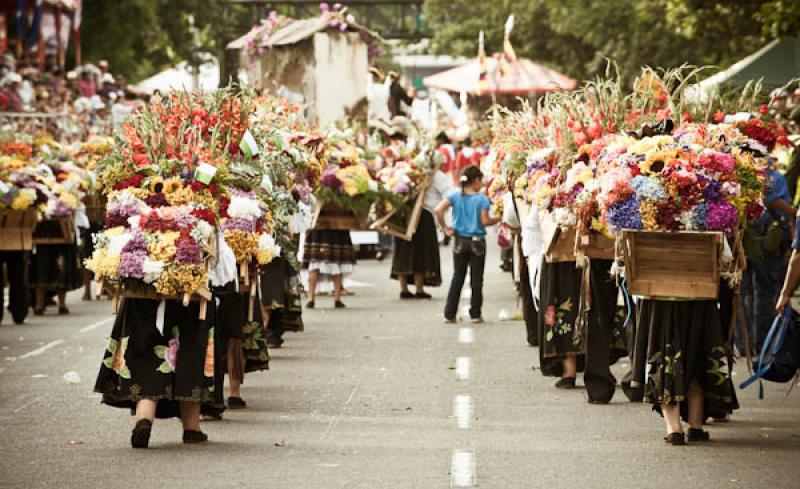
[260, 256, 304, 348]
[302, 229, 356, 309]
[391, 170, 449, 298]
[30, 241, 82, 315]
[634, 298, 737, 444]
[94, 298, 216, 447]
[538, 258, 585, 387]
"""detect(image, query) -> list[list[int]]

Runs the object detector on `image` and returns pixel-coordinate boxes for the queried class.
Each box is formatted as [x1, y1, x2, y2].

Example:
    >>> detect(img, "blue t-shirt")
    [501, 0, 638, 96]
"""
[752, 167, 791, 230]
[448, 191, 491, 237]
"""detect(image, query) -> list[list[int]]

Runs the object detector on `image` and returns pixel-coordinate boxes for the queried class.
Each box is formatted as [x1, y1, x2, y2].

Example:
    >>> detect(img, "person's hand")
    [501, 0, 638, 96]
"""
[776, 292, 791, 315]
[444, 226, 455, 238]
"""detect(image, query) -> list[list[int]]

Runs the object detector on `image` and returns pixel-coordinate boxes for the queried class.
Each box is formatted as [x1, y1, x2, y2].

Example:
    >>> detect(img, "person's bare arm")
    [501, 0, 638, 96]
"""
[480, 209, 501, 227]
[435, 199, 454, 237]
[768, 198, 796, 219]
[777, 250, 800, 314]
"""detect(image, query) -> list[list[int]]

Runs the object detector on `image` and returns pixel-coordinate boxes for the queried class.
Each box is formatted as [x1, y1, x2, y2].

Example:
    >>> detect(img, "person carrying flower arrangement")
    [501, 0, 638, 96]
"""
[436, 166, 500, 323]
[302, 227, 356, 309]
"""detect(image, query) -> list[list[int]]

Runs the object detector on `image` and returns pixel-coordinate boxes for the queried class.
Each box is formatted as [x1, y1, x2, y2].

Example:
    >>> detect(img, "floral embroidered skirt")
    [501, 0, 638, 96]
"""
[94, 298, 217, 419]
[538, 260, 585, 377]
[390, 210, 442, 287]
[633, 299, 738, 419]
[216, 288, 270, 374]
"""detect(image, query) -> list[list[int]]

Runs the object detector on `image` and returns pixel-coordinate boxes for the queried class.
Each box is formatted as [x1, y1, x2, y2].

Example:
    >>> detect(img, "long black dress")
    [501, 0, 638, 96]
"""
[260, 256, 304, 347]
[633, 299, 738, 420]
[538, 260, 585, 377]
[94, 298, 217, 419]
[390, 209, 442, 287]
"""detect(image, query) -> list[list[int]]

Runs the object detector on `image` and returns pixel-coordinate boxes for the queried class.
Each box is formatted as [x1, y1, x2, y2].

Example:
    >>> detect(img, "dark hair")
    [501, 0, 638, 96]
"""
[460, 165, 483, 190]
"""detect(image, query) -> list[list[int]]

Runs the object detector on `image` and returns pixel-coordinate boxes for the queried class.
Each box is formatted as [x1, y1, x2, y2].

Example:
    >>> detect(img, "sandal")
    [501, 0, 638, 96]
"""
[58, 307, 70, 315]
[334, 300, 346, 309]
[400, 291, 414, 299]
[663, 432, 686, 445]
[131, 419, 152, 449]
[305, 300, 315, 309]
[414, 292, 432, 299]
[228, 396, 247, 409]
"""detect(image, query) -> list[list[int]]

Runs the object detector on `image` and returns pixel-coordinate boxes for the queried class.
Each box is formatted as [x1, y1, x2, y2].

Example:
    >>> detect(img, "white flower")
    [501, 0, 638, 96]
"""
[190, 220, 214, 246]
[107, 232, 132, 256]
[553, 207, 576, 228]
[142, 259, 165, 284]
[256, 233, 282, 265]
[127, 215, 141, 229]
[227, 196, 262, 220]
[367, 179, 379, 192]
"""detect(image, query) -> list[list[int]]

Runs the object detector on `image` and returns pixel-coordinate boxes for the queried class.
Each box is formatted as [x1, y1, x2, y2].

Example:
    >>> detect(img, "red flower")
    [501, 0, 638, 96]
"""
[132, 153, 151, 168]
[544, 305, 556, 327]
[759, 104, 768, 115]
[713, 110, 725, 123]
[190, 181, 207, 192]
[191, 208, 216, 225]
[112, 173, 145, 191]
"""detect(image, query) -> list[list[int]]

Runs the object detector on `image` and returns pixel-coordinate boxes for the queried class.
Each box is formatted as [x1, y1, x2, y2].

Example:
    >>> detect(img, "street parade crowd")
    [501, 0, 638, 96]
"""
[1, 55, 799, 450]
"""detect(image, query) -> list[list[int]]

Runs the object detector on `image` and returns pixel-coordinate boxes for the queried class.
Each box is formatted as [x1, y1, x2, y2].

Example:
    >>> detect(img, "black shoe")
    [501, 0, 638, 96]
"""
[334, 300, 346, 309]
[228, 396, 247, 409]
[414, 292, 432, 299]
[58, 306, 70, 315]
[687, 428, 710, 442]
[131, 419, 152, 448]
[182, 430, 208, 444]
[400, 291, 414, 299]
[554, 377, 577, 389]
[664, 432, 686, 445]
[305, 300, 315, 309]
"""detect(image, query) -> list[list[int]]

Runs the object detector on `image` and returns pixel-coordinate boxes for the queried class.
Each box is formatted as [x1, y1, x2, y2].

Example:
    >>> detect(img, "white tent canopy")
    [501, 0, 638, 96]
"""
[132, 55, 220, 94]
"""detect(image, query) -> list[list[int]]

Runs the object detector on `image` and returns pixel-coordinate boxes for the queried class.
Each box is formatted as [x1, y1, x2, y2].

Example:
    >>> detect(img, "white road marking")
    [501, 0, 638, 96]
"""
[79, 317, 114, 333]
[458, 328, 474, 344]
[455, 357, 471, 381]
[320, 386, 358, 440]
[453, 394, 473, 430]
[451, 449, 476, 487]
[13, 394, 46, 413]
[17, 340, 65, 360]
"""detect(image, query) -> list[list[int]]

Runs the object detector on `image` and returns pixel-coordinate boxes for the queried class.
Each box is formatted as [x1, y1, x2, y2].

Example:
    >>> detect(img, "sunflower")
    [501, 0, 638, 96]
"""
[640, 149, 677, 175]
[163, 177, 183, 194]
[148, 176, 165, 193]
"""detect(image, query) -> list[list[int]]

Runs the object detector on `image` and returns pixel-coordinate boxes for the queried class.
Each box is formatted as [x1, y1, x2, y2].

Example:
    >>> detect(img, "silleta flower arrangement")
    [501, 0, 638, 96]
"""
[87, 90, 260, 302]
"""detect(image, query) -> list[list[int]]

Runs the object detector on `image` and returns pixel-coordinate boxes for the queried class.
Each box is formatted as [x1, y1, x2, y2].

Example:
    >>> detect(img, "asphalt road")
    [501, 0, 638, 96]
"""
[1, 243, 799, 488]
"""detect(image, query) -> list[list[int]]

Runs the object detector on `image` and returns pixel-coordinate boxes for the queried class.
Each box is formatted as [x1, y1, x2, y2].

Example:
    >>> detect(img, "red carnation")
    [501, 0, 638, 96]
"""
[132, 153, 151, 168]
[191, 208, 216, 225]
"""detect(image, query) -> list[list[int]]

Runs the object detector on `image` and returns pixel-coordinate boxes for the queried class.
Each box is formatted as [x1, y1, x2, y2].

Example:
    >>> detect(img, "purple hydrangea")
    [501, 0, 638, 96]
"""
[122, 231, 147, 253]
[691, 203, 708, 229]
[705, 200, 738, 230]
[174, 209, 198, 229]
[320, 165, 343, 190]
[606, 196, 643, 232]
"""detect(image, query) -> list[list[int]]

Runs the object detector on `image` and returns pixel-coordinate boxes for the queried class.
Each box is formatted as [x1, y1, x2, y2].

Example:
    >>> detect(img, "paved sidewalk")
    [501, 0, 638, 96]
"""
[1, 244, 799, 488]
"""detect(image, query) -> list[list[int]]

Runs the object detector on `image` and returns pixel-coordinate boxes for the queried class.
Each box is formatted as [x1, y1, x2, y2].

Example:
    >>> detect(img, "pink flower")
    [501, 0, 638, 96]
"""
[544, 305, 556, 327]
[166, 338, 179, 371]
[346, 14, 356, 24]
[333, 3, 342, 10]
[319, 2, 329, 11]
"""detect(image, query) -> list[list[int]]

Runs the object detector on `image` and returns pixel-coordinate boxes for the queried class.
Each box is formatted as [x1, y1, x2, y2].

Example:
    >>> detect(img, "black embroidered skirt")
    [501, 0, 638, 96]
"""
[538, 260, 585, 376]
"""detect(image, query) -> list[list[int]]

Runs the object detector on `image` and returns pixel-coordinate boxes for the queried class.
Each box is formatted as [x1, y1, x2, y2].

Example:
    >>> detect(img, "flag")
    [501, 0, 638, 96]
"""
[499, 15, 518, 78]
[239, 129, 260, 157]
[194, 162, 218, 185]
[477, 31, 489, 96]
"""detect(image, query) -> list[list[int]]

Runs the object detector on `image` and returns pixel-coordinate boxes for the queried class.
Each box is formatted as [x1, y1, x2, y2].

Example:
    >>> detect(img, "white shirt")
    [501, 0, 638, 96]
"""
[424, 170, 450, 213]
[367, 77, 391, 122]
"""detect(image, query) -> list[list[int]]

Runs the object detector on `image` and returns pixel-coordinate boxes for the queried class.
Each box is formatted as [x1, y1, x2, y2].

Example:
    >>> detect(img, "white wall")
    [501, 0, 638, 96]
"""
[312, 32, 368, 128]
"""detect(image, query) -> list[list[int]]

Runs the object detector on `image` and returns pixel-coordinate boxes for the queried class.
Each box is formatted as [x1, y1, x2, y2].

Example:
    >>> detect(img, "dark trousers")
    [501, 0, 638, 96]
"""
[0, 251, 29, 324]
[444, 239, 486, 320]
[740, 251, 786, 351]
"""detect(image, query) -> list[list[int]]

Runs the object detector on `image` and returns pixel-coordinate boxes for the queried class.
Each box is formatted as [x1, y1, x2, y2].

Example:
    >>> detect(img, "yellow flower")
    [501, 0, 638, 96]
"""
[147, 231, 180, 261]
[85, 249, 120, 279]
[163, 177, 183, 194]
[11, 189, 35, 210]
[628, 136, 673, 155]
[60, 193, 79, 210]
[149, 176, 165, 193]
[640, 149, 677, 175]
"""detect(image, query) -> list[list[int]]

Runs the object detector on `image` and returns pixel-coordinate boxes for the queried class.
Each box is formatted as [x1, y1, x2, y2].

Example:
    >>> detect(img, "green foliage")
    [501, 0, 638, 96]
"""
[424, 0, 800, 84]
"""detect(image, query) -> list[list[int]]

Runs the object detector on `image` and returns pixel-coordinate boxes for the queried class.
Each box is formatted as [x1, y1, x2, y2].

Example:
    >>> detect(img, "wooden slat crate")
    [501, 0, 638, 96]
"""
[622, 230, 722, 299]
[369, 185, 427, 242]
[580, 233, 616, 260]
[84, 195, 107, 224]
[545, 227, 577, 263]
[0, 209, 37, 250]
[311, 202, 369, 231]
[33, 217, 76, 244]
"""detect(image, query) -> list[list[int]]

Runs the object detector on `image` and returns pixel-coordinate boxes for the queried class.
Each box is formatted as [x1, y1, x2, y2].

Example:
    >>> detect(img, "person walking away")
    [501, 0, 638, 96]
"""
[391, 157, 450, 299]
[436, 166, 500, 323]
